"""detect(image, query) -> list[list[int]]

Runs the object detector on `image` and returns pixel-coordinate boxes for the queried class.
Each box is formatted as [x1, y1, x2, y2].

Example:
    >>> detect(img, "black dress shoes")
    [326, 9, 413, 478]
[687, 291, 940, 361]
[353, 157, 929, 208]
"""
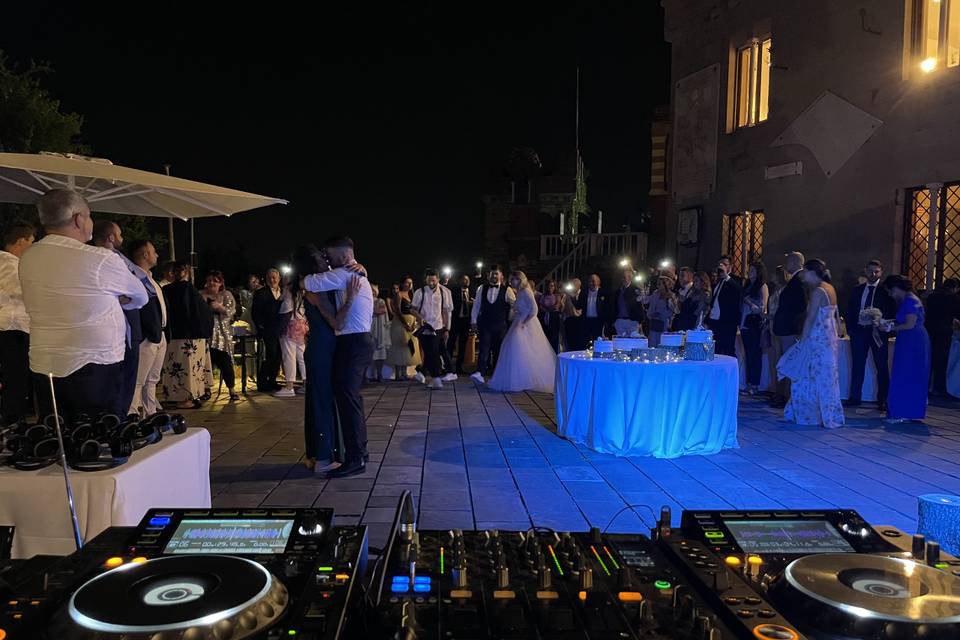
[327, 460, 365, 478]
[876, 401, 888, 413]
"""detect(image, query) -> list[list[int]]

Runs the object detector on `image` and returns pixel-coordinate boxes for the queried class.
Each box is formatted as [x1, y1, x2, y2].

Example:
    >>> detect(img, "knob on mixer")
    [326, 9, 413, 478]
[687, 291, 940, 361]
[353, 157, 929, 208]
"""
[912, 534, 926, 559]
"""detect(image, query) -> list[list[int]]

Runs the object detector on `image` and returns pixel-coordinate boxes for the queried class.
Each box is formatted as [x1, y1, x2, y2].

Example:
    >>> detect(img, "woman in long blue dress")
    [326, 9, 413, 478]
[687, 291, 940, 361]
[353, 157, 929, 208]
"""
[293, 246, 360, 473]
[883, 275, 931, 422]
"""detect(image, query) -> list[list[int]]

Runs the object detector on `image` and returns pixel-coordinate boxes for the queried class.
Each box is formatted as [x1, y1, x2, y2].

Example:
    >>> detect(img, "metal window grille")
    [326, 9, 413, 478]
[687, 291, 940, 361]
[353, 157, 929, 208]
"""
[722, 211, 764, 277]
[903, 183, 960, 289]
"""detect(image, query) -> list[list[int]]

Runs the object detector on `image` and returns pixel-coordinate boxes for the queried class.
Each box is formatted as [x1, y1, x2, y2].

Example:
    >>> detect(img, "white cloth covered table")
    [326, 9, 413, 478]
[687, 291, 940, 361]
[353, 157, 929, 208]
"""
[0, 428, 211, 558]
[555, 352, 739, 458]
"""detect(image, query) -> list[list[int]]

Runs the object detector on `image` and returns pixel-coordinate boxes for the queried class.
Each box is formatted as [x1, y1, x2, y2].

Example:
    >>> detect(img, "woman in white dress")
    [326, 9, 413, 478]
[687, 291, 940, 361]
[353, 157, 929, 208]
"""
[488, 271, 558, 393]
[776, 259, 844, 428]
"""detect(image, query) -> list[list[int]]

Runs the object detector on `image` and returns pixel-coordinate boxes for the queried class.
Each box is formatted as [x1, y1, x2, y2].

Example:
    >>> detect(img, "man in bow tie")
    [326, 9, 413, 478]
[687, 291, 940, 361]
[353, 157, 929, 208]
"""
[470, 265, 515, 383]
[845, 259, 896, 410]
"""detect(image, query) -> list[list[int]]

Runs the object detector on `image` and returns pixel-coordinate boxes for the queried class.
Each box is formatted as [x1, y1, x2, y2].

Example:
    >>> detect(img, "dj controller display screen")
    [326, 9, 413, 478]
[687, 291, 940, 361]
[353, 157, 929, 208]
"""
[163, 519, 295, 554]
[725, 520, 855, 554]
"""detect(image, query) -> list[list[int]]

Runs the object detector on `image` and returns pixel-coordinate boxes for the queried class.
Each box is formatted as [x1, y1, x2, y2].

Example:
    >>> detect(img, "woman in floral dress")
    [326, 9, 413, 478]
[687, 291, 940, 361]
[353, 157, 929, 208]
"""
[161, 262, 214, 409]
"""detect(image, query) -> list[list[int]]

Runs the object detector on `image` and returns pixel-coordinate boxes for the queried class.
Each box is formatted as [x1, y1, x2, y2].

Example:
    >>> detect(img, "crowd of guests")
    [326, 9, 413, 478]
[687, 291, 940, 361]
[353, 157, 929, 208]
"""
[0, 188, 956, 481]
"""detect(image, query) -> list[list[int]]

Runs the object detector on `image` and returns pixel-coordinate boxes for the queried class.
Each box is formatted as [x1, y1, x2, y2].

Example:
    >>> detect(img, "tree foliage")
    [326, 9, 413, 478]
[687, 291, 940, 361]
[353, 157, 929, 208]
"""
[0, 51, 165, 252]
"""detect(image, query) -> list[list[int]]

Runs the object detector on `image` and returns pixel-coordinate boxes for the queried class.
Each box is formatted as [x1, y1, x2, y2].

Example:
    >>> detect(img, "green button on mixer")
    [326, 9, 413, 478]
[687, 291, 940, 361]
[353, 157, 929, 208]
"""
[654, 580, 671, 590]
[705, 531, 725, 539]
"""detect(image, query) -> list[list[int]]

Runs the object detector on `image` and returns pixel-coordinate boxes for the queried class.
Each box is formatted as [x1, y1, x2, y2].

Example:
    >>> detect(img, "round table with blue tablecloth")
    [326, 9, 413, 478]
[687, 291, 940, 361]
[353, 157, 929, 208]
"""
[555, 352, 740, 459]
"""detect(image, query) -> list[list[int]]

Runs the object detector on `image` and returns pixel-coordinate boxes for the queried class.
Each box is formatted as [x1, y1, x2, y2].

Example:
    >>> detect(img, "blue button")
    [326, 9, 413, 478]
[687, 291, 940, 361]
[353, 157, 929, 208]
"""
[391, 584, 409, 593]
[413, 583, 430, 593]
[148, 517, 171, 526]
[414, 576, 431, 585]
[391, 575, 410, 584]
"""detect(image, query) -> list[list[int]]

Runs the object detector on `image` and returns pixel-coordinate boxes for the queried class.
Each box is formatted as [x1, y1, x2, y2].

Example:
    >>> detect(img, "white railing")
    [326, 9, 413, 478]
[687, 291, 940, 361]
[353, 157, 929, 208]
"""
[538, 232, 648, 289]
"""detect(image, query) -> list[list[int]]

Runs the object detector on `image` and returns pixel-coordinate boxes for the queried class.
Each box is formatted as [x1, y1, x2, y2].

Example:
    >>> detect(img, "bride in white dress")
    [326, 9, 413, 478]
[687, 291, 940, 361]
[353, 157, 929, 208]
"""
[776, 259, 845, 428]
[488, 271, 558, 393]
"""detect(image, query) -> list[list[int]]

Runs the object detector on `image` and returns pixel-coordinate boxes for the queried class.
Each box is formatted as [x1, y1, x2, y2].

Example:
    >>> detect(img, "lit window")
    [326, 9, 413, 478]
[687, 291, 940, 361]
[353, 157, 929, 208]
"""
[721, 211, 765, 277]
[912, 0, 960, 71]
[734, 38, 772, 129]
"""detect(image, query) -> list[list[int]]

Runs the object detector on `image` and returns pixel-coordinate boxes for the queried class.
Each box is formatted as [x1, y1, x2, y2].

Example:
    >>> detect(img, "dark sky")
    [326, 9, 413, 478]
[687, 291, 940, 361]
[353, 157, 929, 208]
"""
[2, 2, 669, 284]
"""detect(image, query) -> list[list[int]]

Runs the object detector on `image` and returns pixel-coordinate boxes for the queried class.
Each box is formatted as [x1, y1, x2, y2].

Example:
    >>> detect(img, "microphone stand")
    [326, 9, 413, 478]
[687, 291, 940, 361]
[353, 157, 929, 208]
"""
[47, 373, 83, 551]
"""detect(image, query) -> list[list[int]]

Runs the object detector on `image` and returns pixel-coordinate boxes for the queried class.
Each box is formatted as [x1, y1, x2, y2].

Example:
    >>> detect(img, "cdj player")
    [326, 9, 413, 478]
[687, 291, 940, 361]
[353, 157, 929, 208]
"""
[0, 507, 367, 640]
[659, 509, 960, 640]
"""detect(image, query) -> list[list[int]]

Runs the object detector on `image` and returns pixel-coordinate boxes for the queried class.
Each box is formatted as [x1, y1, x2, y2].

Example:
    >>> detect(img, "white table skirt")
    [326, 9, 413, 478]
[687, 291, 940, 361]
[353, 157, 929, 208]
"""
[0, 427, 211, 558]
[555, 352, 739, 458]
[738, 335, 960, 400]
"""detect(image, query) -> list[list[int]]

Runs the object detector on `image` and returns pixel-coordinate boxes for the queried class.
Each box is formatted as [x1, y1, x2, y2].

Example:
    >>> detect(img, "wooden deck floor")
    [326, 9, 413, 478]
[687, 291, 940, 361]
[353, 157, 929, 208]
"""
[190, 381, 960, 549]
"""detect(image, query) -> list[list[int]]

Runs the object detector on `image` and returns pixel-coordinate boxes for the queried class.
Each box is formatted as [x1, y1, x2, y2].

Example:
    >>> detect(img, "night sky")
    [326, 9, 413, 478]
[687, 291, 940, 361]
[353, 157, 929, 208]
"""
[2, 2, 669, 285]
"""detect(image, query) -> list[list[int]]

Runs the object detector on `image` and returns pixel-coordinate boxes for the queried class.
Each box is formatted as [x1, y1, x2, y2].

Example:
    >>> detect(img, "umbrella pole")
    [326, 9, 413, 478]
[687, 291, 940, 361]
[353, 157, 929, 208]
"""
[163, 165, 177, 261]
[168, 217, 176, 261]
[190, 218, 196, 284]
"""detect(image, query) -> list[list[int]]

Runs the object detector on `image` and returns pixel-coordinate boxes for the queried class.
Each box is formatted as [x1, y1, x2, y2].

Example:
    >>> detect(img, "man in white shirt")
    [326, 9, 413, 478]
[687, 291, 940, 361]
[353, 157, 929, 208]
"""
[470, 264, 516, 383]
[0, 224, 35, 424]
[303, 236, 373, 478]
[436, 276, 457, 380]
[577, 274, 608, 344]
[128, 240, 168, 417]
[20, 189, 148, 421]
[411, 269, 454, 389]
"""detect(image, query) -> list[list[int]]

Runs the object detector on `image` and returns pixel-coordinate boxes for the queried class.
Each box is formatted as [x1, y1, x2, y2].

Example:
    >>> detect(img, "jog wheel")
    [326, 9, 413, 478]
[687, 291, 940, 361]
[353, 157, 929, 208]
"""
[772, 553, 960, 639]
[54, 555, 287, 639]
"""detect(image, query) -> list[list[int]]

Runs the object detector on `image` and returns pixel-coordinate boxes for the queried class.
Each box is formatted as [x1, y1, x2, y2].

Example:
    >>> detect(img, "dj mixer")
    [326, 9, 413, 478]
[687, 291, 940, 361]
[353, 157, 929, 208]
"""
[0, 507, 367, 640]
[2, 500, 960, 640]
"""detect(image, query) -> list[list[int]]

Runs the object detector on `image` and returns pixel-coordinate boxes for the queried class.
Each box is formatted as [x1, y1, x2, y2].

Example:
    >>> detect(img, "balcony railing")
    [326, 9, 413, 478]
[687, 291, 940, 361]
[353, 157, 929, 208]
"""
[538, 232, 648, 289]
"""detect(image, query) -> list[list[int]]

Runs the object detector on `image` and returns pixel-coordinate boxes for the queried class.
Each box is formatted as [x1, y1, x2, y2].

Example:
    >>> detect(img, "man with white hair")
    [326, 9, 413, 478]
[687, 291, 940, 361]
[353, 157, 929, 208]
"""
[19, 189, 147, 420]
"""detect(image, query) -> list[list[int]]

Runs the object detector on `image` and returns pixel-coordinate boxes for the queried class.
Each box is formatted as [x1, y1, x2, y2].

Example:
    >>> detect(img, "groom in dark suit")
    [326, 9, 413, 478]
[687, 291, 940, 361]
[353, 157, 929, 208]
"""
[845, 259, 896, 410]
[707, 256, 742, 356]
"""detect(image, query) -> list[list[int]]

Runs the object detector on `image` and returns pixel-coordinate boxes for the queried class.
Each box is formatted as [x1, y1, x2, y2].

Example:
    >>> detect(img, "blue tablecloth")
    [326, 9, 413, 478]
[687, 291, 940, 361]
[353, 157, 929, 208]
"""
[555, 353, 739, 458]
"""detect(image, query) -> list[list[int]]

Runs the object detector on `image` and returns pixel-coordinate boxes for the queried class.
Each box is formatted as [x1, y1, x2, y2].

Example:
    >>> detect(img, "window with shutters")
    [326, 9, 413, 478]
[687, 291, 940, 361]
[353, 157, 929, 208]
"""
[904, 183, 960, 290]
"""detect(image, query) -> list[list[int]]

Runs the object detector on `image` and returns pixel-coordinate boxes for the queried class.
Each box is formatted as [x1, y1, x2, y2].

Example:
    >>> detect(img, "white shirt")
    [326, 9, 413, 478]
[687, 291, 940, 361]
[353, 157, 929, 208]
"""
[303, 266, 373, 335]
[19, 235, 148, 377]
[132, 263, 167, 328]
[0, 251, 29, 333]
[860, 281, 880, 311]
[470, 283, 517, 324]
[438, 284, 454, 327]
[411, 285, 452, 331]
[586, 289, 600, 318]
[710, 276, 730, 320]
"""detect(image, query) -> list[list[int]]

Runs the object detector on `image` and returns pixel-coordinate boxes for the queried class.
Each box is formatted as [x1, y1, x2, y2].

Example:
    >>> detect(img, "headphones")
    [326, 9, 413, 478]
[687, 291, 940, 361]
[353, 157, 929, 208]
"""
[68, 437, 131, 472]
[148, 413, 188, 435]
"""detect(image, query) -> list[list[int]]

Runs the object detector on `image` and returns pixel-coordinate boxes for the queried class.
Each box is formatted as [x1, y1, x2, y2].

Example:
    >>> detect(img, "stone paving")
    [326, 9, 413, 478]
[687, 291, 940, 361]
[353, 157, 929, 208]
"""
[189, 381, 960, 550]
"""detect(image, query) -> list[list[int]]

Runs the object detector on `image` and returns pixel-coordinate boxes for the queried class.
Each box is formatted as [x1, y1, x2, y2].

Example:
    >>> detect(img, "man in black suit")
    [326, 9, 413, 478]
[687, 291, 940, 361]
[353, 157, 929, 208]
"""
[610, 268, 645, 336]
[253, 268, 285, 392]
[770, 252, 806, 407]
[447, 274, 473, 374]
[845, 259, 896, 410]
[578, 274, 609, 344]
[706, 256, 742, 356]
[924, 277, 960, 397]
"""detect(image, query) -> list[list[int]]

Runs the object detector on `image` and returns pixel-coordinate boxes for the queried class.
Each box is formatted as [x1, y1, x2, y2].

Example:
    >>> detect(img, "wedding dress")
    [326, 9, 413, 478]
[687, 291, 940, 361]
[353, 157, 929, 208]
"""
[488, 286, 557, 393]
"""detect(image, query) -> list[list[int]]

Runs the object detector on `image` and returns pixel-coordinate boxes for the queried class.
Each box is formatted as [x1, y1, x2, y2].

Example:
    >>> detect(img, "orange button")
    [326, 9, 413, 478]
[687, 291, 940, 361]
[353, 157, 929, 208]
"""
[724, 556, 741, 567]
[105, 557, 123, 568]
[131, 557, 148, 564]
[335, 573, 349, 582]
[618, 591, 643, 602]
[748, 555, 763, 566]
[5, 601, 15, 607]
[0, 628, 7, 640]
[578, 590, 587, 601]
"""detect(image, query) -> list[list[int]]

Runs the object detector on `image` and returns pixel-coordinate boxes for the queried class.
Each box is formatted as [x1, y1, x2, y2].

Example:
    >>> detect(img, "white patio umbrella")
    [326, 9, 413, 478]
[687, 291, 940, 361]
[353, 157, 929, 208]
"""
[0, 152, 288, 259]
